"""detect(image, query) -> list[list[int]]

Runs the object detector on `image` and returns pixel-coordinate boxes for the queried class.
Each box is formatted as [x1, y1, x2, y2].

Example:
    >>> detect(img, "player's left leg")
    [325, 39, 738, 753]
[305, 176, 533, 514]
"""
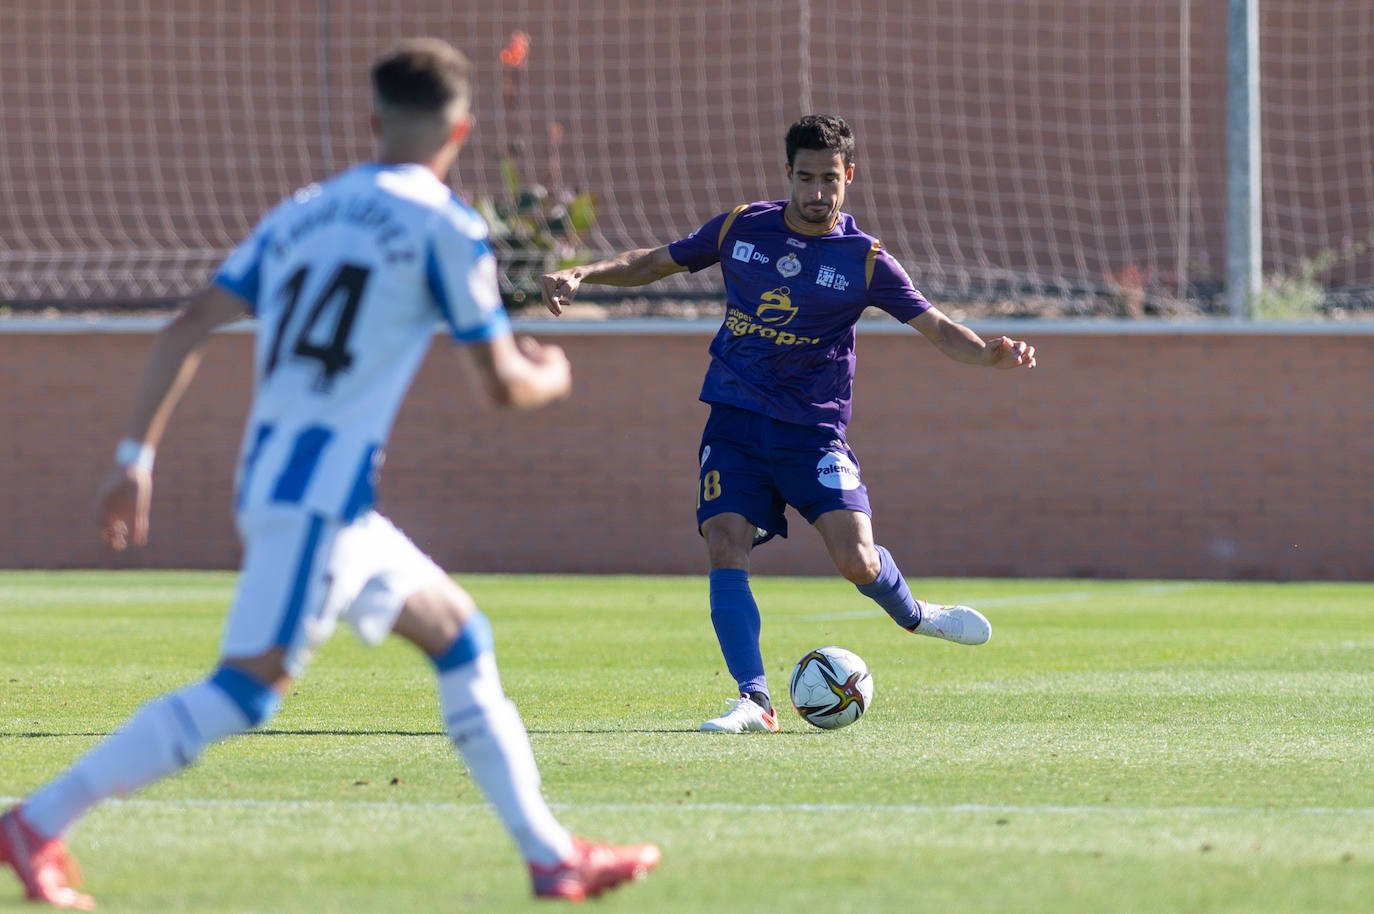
[388, 577, 660, 900]
[814, 508, 914, 620]
[813, 509, 991, 646]
[335, 512, 658, 899]
[392, 578, 575, 867]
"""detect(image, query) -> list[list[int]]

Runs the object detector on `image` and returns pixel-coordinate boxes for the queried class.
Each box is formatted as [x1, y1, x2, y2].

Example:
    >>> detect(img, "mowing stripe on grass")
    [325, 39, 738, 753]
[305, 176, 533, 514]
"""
[4, 796, 1368, 817]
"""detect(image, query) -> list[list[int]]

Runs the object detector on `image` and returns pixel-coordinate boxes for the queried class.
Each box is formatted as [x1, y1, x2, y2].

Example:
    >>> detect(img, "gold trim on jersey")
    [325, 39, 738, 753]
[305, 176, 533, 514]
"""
[782, 204, 840, 236]
[717, 203, 750, 249]
[865, 240, 882, 288]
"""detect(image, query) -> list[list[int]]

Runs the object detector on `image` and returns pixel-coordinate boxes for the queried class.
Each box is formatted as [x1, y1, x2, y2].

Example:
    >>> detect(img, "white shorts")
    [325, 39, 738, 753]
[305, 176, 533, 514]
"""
[221, 508, 448, 673]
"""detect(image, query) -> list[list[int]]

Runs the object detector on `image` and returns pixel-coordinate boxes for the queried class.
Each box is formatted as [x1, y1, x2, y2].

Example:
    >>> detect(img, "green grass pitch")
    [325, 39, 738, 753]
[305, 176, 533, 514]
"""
[1, 571, 1371, 913]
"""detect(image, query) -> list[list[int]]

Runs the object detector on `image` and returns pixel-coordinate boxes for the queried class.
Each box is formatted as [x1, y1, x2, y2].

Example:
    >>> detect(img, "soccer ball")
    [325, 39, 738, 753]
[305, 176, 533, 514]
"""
[788, 646, 874, 730]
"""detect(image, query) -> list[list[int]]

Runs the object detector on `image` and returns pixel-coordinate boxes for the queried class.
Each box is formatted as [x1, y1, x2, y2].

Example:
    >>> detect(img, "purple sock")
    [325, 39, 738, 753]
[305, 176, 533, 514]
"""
[708, 568, 768, 697]
[856, 545, 922, 629]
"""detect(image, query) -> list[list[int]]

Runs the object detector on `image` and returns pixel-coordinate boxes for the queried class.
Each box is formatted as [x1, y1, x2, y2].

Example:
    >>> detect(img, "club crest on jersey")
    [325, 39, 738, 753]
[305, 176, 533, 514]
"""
[816, 451, 861, 490]
[815, 265, 849, 290]
[732, 240, 769, 264]
[776, 253, 802, 278]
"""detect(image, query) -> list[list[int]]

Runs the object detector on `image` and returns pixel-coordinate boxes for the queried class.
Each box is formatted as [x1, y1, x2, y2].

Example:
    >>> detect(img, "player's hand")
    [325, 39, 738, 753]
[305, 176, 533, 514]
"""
[516, 334, 564, 365]
[96, 465, 152, 550]
[987, 336, 1037, 369]
[516, 336, 573, 399]
[540, 269, 581, 316]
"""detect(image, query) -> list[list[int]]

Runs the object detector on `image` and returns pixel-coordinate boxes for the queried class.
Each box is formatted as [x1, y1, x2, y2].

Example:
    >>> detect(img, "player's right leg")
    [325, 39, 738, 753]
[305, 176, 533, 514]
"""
[0, 808, 92, 910]
[697, 513, 780, 733]
[1, 510, 324, 908]
[2, 654, 285, 909]
[387, 575, 660, 901]
[695, 409, 786, 732]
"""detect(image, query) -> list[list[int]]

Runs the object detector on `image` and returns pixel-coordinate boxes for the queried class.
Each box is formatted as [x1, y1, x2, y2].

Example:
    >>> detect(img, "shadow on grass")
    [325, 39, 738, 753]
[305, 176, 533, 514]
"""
[3, 727, 714, 737]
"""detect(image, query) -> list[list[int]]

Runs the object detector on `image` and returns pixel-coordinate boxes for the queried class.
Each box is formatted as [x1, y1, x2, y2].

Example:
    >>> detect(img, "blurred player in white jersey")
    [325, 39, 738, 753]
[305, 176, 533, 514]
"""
[0, 39, 658, 908]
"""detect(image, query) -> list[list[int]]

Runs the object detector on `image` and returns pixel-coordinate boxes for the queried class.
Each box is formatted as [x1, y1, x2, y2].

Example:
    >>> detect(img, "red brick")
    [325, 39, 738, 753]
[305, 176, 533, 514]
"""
[1, 327, 1370, 580]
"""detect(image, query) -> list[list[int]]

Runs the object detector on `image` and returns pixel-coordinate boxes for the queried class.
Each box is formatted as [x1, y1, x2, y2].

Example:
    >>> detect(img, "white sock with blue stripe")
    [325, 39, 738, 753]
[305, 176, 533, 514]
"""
[435, 613, 573, 867]
[21, 669, 273, 839]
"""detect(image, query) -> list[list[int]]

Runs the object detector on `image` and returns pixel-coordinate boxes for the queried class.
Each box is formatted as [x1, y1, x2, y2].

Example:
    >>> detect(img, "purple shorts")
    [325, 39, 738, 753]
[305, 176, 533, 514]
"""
[695, 403, 871, 542]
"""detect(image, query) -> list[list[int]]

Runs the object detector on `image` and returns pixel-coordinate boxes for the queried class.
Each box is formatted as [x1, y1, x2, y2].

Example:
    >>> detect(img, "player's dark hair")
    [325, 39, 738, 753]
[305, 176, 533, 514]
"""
[785, 114, 855, 168]
[371, 38, 471, 118]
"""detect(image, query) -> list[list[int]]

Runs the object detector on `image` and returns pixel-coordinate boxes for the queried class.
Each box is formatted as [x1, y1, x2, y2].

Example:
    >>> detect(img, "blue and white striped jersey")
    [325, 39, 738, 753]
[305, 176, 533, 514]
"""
[213, 162, 510, 520]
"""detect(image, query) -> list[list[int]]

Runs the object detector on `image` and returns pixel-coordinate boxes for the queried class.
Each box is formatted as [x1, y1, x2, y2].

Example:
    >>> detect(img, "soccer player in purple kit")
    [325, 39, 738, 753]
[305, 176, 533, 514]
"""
[541, 114, 1037, 733]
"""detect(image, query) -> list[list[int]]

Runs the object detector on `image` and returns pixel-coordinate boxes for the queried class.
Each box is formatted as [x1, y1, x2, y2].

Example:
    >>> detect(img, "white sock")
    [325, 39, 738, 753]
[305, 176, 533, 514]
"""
[439, 653, 573, 866]
[22, 678, 252, 839]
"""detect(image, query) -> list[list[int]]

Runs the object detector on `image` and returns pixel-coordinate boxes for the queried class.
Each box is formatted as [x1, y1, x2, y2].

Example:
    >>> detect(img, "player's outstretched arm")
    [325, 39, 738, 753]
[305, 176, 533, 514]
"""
[96, 285, 248, 550]
[540, 245, 686, 315]
[907, 307, 1037, 370]
[465, 333, 572, 410]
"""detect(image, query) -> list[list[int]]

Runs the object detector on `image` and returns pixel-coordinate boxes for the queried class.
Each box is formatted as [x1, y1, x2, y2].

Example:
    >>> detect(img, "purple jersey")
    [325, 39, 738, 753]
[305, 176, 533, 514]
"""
[668, 201, 931, 434]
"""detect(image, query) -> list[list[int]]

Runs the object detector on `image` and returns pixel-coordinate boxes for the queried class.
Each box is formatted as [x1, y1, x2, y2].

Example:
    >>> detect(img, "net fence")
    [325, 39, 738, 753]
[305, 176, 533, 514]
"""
[1, 1, 1371, 313]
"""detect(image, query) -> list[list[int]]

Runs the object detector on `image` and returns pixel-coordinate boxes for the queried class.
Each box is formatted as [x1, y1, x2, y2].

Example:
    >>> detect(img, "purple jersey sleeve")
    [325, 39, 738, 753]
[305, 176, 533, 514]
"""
[667, 211, 731, 272]
[866, 247, 932, 322]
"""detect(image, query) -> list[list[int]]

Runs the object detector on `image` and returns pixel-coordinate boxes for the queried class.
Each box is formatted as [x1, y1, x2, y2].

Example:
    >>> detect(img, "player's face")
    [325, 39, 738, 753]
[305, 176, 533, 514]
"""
[786, 148, 854, 227]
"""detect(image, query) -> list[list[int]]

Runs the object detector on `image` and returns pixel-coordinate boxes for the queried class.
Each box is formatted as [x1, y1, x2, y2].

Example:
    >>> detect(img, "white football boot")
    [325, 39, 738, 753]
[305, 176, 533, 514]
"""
[909, 604, 992, 645]
[699, 695, 780, 733]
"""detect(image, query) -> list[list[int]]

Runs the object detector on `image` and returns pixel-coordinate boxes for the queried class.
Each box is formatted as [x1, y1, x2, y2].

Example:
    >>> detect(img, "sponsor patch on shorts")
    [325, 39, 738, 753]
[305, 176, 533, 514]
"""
[816, 451, 861, 490]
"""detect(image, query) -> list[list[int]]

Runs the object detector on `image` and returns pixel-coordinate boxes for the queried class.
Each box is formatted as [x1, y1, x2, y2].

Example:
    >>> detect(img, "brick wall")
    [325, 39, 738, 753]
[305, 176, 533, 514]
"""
[2, 322, 1370, 580]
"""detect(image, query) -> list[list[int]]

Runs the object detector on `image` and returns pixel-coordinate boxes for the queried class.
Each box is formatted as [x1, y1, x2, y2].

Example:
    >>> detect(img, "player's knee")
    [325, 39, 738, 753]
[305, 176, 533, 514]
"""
[833, 546, 881, 585]
[703, 519, 754, 568]
[394, 579, 480, 656]
[431, 609, 494, 672]
[210, 665, 283, 727]
[707, 539, 750, 570]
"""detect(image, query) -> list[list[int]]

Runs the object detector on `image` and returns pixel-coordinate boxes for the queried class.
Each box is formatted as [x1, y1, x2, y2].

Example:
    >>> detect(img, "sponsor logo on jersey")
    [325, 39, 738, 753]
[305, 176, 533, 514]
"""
[815, 265, 849, 290]
[732, 240, 770, 264]
[816, 451, 862, 490]
[724, 307, 818, 346]
[757, 287, 798, 324]
[776, 253, 802, 278]
[700, 444, 711, 467]
[786, 237, 807, 249]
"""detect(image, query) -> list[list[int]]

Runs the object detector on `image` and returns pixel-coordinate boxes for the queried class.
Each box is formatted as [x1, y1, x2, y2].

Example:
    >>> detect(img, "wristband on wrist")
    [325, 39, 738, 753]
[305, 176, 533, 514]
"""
[114, 438, 156, 472]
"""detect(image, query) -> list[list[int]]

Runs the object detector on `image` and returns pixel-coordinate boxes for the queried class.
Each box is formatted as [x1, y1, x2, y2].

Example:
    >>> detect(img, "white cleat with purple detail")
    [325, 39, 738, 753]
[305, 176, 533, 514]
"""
[909, 604, 992, 645]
